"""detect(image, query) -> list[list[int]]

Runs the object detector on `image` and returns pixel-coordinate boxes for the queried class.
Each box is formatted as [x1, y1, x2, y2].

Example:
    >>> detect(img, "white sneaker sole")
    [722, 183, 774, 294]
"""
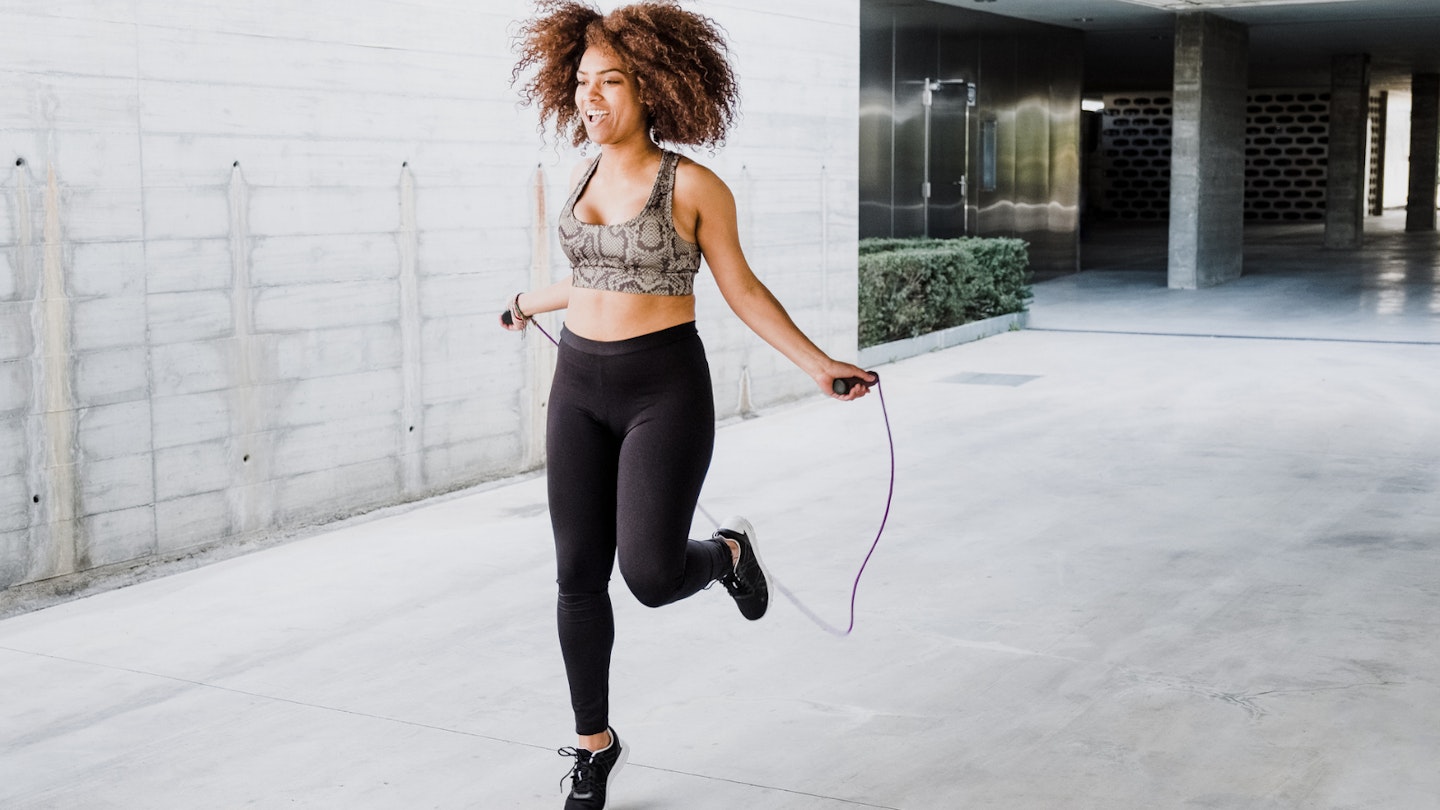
[562, 735, 628, 802]
[608, 739, 628, 797]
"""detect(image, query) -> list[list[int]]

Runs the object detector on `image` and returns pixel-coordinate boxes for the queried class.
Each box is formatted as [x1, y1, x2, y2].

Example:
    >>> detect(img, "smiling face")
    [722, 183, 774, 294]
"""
[574, 46, 648, 147]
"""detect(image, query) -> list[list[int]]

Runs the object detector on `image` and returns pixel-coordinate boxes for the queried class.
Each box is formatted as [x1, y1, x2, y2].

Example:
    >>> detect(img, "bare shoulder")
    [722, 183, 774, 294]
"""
[674, 155, 733, 205]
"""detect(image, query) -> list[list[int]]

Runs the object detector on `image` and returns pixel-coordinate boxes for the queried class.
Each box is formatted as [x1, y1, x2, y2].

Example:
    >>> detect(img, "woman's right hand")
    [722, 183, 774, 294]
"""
[500, 293, 529, 332]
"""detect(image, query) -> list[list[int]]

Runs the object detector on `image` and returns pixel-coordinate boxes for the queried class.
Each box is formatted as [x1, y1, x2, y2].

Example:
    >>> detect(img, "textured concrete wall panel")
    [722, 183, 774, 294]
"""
[0, 76, 137, 133]
[274, 456, 401, 527]
[0, 364, 29, 422]
[251, 281, 401, 332]
[150, 391, 231, 450]
[73, 348, 148, 408]
[153, 442, 232, 502]
[150, 339, 234, 398]
[147, 291, 232, 344]
[145, 239, 233, 294]
[0, 14, 139, 78]
[0, 254, 14, 303]
[248, 235, 400, 287]
[76, 401, 153, 460]
[72, 296, 146, 352]
[69, 241, 144, 298]
[78, 455, 153, 517]
[264, 324, 404, 382]
[0, 479, 28, 534]
[80, 505, 156, 568]
[142, 190, 230, 241]
[0, 307, 33, 360]
[154, 491, 230, 554]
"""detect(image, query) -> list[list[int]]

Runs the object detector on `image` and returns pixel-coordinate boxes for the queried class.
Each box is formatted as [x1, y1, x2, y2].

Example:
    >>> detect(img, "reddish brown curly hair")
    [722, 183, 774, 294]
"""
[512, 0, 740, 149]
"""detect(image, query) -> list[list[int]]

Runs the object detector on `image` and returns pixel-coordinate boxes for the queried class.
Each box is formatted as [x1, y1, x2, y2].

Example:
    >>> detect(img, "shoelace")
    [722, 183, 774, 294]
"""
[557, 747, 594, 795]
[718, 568, 751, 596]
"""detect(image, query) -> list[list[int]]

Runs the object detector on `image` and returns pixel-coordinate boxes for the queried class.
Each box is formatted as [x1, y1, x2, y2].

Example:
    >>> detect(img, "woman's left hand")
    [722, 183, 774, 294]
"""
[819, 363, 877, 401]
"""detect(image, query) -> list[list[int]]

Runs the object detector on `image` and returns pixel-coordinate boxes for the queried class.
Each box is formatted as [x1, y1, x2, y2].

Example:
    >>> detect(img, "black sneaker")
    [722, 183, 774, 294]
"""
[716, 516, 769, 620]
[558, 727, 628, 809]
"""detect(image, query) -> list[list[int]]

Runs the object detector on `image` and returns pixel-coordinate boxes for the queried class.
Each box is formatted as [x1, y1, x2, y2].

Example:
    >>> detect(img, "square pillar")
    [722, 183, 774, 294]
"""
[1168, 12, 1248, 289]
[1407, 74, 1439, 232]
[1325, 54, 1371, 248]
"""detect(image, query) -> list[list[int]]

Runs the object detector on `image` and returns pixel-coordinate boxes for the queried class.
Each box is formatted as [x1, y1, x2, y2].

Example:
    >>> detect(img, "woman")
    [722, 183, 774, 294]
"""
[504, 2, 873, 806]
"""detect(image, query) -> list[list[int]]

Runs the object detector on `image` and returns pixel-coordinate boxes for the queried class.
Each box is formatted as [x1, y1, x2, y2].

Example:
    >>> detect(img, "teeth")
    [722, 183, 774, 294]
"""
[586, 110, 608, 122]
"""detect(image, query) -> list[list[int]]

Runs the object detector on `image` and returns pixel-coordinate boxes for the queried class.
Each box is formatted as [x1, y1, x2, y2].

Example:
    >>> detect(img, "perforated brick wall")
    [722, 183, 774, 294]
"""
[1246, 91, 1331, 222]
[1097, 94, 1174, 222]
[1096, 91, 1334, 222]
[1368, 91, 1387, 215]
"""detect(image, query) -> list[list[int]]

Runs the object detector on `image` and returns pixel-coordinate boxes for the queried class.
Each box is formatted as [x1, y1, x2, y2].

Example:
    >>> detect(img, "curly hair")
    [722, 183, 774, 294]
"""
[512, 0, 740, 149]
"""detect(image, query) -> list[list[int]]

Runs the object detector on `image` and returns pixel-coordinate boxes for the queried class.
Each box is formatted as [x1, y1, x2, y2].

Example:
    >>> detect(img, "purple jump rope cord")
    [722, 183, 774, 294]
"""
[524, 317, 896, 637]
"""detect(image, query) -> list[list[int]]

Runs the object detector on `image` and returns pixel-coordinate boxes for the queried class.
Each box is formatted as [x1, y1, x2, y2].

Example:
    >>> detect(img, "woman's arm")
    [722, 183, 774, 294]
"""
[501, 158, 597, 332]
[500, 275, 573, 332]
[683, 162, 874, 400]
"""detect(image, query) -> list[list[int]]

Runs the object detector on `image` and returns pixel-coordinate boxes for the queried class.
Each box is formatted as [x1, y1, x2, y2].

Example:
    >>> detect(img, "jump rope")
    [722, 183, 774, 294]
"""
[503, 310, 895, 636]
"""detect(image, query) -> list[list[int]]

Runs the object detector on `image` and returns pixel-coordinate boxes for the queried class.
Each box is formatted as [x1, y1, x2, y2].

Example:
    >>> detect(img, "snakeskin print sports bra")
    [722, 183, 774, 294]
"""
[559, 150, 701, 296]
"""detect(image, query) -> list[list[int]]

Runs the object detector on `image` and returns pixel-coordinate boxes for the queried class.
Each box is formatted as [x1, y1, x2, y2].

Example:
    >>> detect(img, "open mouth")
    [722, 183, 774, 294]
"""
[585, 109, 609, 124]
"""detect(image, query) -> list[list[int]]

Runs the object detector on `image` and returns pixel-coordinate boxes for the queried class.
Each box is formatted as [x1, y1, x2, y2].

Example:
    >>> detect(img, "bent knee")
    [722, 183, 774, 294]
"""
[623, 573, 681, 609]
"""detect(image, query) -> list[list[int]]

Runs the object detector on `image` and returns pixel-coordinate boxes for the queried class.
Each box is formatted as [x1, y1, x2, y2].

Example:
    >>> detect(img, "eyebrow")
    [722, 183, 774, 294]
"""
[576, 67, 626, 77]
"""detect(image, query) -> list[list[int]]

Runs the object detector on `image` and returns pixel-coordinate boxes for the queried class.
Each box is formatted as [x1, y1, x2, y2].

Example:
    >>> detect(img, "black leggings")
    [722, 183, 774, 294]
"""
[547, 322, 732, 735]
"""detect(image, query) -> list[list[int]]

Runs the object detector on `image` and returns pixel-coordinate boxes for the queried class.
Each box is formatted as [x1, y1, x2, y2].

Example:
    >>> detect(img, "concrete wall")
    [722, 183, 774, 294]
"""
[0, 0, 860, 593]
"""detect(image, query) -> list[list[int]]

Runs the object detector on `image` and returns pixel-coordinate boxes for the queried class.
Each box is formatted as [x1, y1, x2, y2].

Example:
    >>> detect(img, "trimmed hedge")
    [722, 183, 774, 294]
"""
[857, 237, 1031, 348]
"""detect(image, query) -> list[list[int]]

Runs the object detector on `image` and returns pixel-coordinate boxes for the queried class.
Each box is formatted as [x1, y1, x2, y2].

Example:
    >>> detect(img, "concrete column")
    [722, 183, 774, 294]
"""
[1168, 12, 1248, 289]
[1406, 74, 1439, 232]
[1325, 55, 1371, 248]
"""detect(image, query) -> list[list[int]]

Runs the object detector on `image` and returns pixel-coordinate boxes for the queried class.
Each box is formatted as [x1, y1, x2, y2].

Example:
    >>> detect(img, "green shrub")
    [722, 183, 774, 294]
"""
[857, 237, 1031, 348]
[857, 238, 951, 256]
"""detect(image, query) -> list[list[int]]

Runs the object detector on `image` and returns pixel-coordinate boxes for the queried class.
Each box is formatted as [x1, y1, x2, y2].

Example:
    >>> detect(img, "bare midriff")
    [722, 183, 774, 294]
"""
[563, 287, 697, 341]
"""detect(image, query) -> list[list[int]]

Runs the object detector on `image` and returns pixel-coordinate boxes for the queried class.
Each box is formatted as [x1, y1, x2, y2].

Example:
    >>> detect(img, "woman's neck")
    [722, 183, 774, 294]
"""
[597, 137, 662, 174]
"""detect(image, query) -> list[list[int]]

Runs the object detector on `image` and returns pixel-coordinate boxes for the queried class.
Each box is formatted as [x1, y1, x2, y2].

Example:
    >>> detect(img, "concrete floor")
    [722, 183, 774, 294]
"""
[3, 215, 1439, 809]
